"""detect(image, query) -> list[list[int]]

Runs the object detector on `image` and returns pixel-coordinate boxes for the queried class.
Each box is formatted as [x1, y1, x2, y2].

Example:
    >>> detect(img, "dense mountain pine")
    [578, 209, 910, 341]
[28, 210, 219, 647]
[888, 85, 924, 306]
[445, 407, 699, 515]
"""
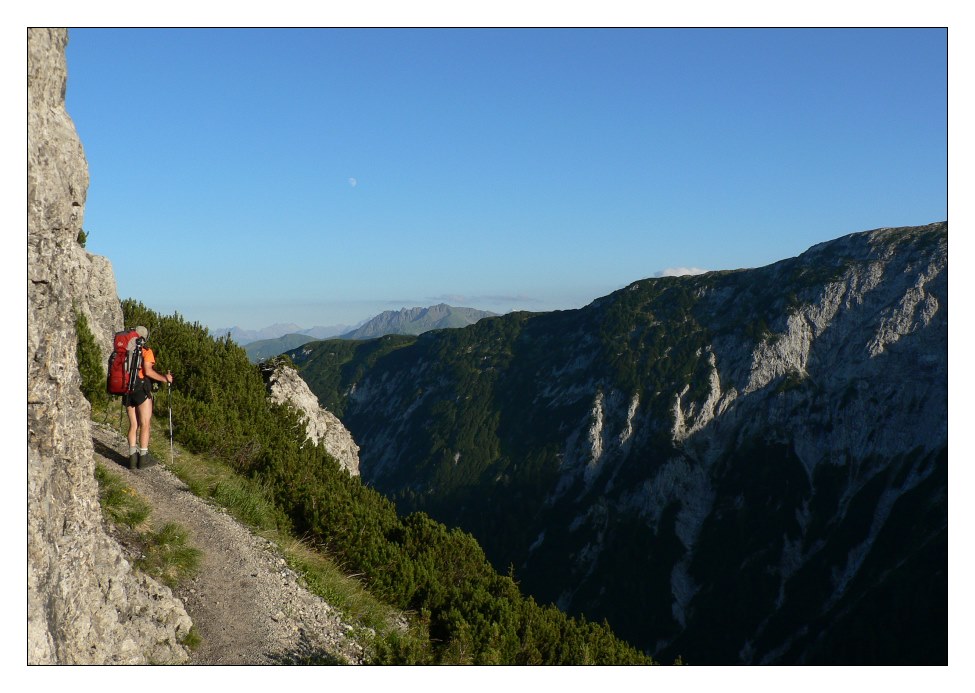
[116, 300, 652, 664]
[288, 223, 948, 664]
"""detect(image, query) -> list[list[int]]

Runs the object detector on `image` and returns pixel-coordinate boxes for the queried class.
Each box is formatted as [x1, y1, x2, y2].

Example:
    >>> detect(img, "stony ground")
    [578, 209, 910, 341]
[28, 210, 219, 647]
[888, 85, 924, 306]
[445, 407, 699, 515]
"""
[90, 422, 366, 665]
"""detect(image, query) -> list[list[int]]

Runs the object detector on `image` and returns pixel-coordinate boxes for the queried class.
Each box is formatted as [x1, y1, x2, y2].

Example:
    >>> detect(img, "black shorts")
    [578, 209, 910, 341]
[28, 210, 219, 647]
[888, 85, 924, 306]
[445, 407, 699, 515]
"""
[122, 378, 153, 408]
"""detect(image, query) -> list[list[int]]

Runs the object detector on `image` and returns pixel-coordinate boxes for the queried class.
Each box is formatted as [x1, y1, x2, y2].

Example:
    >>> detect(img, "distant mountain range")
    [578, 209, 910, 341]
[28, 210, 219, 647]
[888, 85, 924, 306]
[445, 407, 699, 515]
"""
[240, 305, 497, 363]
[245, 333, 320, 362]
[338, 304, 497, 340]
[212, 323, 351, 346]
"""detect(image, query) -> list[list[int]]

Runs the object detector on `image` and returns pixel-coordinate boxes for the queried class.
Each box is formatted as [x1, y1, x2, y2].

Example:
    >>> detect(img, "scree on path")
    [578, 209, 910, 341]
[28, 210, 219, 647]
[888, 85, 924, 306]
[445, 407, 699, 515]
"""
[90, 422, 366, 665]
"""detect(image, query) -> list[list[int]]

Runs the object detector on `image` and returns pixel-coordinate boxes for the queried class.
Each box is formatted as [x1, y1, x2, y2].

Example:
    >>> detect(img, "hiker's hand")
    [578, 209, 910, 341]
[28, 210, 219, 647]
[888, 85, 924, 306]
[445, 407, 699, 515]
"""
[165, 371, 174, 384]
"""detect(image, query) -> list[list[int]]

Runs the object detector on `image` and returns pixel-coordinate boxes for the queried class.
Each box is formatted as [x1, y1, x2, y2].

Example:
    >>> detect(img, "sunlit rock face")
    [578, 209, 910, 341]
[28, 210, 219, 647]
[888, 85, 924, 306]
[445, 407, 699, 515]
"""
[293, 221, 947, 664]
[28, 28, 192, 664]
[262, 360, 361, 476]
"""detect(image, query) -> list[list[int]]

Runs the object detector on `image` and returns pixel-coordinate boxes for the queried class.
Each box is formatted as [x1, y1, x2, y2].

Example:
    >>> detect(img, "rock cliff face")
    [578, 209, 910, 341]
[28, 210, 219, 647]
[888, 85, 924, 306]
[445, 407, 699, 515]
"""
[28, 28, 192, 664]
[291, 222, 947, 664]
[262, 361, 360, 476]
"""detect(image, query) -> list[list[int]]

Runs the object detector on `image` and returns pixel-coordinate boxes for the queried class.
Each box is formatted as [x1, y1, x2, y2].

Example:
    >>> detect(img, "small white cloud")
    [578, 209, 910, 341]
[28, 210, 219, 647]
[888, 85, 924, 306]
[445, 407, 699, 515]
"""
[348, 177, 358, 187]
[655, 267, 708, 277]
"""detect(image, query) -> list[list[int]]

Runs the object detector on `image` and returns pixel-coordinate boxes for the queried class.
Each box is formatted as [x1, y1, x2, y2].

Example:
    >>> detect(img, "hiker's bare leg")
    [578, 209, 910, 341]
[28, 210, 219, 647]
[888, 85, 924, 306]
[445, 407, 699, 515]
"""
[126, 405, 138, 448]
[136, 397, 153, 449]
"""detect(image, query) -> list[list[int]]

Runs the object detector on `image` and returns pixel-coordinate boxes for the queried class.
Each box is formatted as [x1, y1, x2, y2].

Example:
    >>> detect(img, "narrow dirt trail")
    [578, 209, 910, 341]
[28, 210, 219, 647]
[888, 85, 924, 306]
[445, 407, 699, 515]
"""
[91, 422, 365, 665]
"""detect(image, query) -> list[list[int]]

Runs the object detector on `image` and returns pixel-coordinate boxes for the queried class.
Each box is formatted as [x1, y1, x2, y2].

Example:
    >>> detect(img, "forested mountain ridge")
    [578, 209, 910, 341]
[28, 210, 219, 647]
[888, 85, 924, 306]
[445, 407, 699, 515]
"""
[289, 222, 948, 664]
[245, 333, 319, 362]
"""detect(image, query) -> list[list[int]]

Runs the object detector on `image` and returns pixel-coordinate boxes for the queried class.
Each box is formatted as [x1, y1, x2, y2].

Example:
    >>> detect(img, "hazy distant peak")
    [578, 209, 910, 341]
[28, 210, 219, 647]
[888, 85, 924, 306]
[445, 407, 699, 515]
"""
[339, 304, 498, 340]
[212, 322, 350, 345]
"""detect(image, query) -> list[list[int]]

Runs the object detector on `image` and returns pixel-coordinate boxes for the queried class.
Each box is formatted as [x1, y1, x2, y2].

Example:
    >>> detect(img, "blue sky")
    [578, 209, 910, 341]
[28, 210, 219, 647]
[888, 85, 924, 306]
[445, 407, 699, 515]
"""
[63, 27, 947, 331]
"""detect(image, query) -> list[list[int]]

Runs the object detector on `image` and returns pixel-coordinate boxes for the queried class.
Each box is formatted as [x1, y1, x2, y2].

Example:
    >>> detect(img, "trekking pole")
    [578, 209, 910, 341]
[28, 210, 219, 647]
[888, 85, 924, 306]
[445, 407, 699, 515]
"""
[168, 382, 174, 466]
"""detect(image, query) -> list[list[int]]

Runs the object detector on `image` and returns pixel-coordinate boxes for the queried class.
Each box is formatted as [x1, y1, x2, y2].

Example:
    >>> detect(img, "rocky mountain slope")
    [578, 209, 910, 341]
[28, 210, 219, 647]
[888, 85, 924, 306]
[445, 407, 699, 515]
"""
[290, 222, 947, 664]
[28, 31, 369, 664]
[28, 28, 191, 663]
[261, 359, 360, 476]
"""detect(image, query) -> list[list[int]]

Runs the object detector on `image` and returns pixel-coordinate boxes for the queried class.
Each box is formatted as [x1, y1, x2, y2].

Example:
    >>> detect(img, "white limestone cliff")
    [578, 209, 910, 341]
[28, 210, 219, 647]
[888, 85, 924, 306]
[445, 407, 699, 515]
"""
[263, 361, 361, 476]
[28, 28, 192, 664]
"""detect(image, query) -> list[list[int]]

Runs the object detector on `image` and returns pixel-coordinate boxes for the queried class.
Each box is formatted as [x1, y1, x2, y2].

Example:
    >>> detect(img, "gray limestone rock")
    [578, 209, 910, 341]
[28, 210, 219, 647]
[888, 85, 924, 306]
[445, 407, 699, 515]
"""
[262, 361, 361, 476]
[28, 28, 192, 664]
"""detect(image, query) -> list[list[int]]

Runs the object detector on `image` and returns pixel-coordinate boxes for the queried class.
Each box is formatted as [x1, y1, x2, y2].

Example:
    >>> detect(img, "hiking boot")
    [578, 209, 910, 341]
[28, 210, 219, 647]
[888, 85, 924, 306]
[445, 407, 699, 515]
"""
[137, 451, 159, 469]
[128, 451, 139, 470]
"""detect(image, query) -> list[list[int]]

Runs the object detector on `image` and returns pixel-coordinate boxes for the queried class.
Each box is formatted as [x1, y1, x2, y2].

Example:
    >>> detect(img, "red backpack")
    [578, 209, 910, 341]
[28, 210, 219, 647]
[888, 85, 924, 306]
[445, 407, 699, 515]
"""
[106, 328, 145, 396]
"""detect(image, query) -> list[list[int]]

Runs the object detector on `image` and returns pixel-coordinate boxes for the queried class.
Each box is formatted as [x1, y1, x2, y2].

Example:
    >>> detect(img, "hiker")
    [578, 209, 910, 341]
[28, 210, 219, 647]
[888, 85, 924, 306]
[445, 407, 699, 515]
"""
[123, 325, 173, 469]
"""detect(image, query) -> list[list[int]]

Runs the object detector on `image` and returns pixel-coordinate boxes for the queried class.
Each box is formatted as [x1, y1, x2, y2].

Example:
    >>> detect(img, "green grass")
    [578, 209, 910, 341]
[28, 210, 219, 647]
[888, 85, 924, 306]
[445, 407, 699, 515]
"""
[93, 461, 201, 591]
[94, 462, 151, 528]
[180, 627, 202, 651]
[165, 445, 415, 657]
[135, 523, 201, 588]
[278, 535, 414, 649]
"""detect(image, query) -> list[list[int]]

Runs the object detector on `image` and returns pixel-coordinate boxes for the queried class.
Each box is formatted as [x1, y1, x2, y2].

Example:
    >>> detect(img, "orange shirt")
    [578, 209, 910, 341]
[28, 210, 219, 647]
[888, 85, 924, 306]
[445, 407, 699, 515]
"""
[138, 346, 156, 379]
